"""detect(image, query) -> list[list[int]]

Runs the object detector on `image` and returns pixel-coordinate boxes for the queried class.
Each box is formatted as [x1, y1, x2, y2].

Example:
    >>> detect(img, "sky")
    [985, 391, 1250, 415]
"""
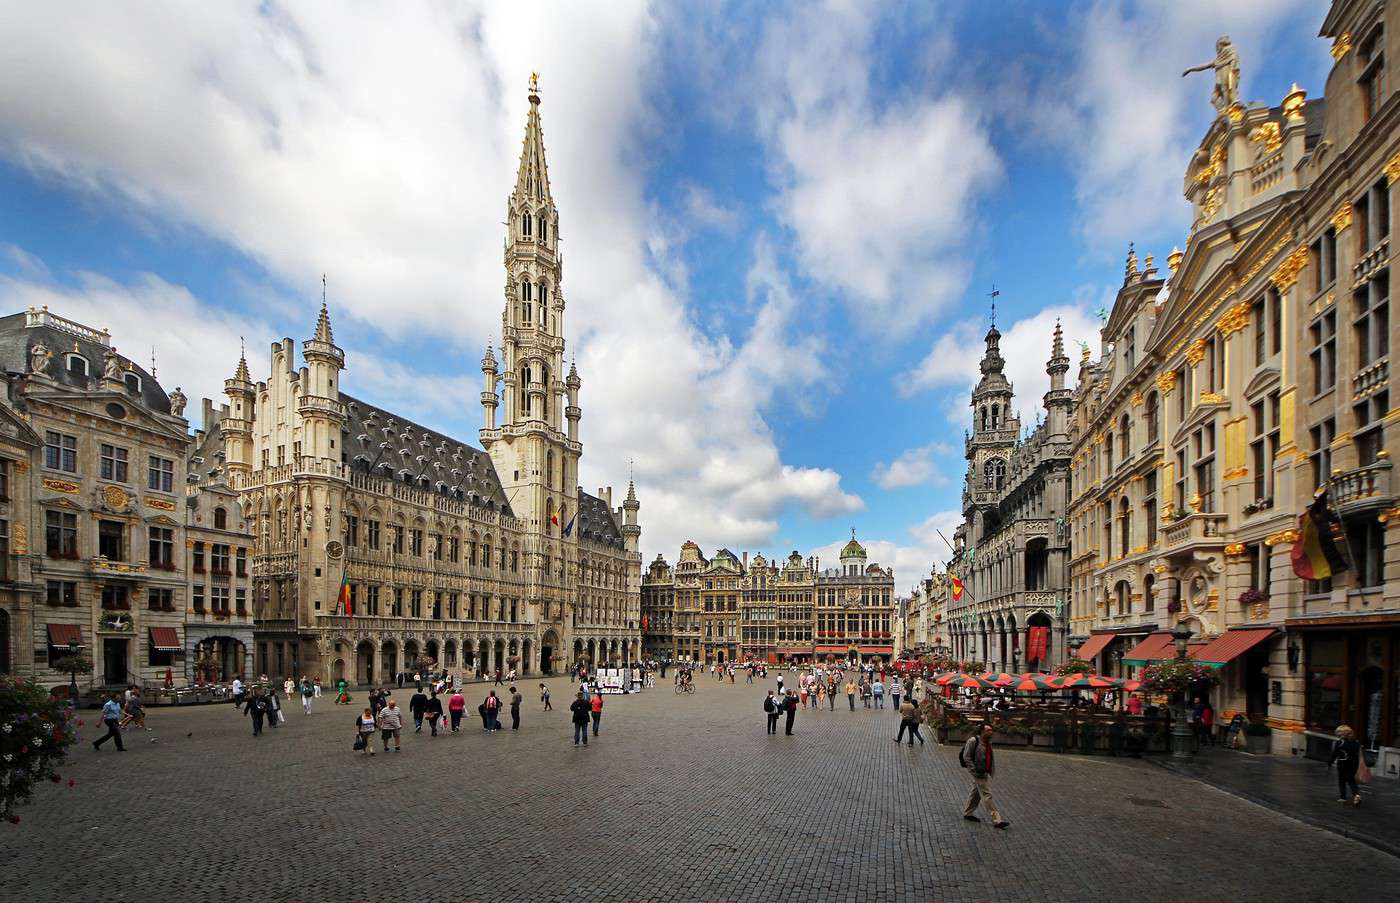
[0, 1, 1334, 592]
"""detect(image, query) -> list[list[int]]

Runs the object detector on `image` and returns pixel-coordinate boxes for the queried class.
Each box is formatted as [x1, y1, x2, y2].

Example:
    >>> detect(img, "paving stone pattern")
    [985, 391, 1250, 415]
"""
[4, 674, 1396, 902]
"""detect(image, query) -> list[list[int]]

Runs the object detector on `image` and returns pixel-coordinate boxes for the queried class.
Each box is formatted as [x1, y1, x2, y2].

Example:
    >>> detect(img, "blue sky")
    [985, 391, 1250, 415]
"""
[0, 1, 1333, 587]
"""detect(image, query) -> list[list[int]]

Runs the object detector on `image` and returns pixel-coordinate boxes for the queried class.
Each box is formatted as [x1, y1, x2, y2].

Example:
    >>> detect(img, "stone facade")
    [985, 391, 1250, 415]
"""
[216, 81, 641, 686]
[642, 536, 895, 665]
[1070, 11, 1400, 755]
[0, 308, 202, 689]
[945, 321, 1073, 671]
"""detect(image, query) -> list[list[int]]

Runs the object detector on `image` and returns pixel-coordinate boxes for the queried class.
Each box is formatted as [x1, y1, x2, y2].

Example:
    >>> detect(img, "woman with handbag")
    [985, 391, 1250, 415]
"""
[354, 707, 376, 756]
[1327, 724, 1364, 805]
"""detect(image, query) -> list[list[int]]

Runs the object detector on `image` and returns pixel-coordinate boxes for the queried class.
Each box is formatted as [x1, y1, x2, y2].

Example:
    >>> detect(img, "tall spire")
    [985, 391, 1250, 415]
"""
[314, 297, 334, 344]
[233, 338, 251, 384]
[514, 73, 553, 207]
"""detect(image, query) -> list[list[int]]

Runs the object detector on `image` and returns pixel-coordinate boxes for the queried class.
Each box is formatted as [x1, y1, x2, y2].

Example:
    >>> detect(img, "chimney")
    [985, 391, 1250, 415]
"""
[201, 398, 216, 433]
[742, 551, 748, 570]
[601, 486, 612, 508]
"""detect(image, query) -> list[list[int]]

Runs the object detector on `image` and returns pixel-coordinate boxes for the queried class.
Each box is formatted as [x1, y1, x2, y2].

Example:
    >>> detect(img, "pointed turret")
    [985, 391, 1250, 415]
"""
[481, 342, 499, 431]
[565, 357, 581, 442]
[314, 301, 334, 344]
[299, 300, 345, 461]
[513, 73, 554, 210]
[222, 346, 256, 477]
[621, 476, 640, 554]
[1044, 318, 1073, 439]
[1047, 318, 1069, 389]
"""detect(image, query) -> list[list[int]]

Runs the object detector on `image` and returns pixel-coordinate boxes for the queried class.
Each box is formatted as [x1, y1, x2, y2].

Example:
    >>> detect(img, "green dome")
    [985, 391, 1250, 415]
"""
[841, 536, 866, 558]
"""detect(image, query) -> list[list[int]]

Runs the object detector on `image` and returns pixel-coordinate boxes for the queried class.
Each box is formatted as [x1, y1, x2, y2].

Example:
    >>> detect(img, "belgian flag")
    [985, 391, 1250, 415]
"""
[1291, 494, 1350, 580]
[950, 575, 966, 602]
[337, 570, 354, 617]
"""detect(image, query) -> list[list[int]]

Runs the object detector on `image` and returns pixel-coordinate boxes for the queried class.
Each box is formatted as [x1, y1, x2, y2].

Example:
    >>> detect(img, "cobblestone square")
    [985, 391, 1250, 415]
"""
[3, 675, 1397, 902]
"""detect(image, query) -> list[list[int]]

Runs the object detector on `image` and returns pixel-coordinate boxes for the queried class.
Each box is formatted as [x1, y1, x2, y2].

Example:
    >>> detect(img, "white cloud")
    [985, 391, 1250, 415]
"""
[0, 5, 862, 561]
[1027, 0, 1322, 247]
[901, 304, 1101, 430]
[870, 442, 951, 490]
[682, 184, 738, 231]
[752, 2, 1001, 329]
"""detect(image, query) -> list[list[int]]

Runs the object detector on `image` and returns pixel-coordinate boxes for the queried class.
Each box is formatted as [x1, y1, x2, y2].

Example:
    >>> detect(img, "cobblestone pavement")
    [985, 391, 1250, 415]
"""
[4, 674, 1397, 902]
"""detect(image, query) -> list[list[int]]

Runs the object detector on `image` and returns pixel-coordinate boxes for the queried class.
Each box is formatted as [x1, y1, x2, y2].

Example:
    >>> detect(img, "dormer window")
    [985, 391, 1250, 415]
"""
[124, 372, 141, 396]
[66, 354, 89, 377]
[1124, 326, 1135, 370]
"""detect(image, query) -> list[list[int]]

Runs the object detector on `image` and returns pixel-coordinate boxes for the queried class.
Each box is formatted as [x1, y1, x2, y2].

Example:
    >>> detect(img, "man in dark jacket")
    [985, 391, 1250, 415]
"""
[509, 686, 523, 730]
[570, 692, 590, 746]
[783, 690, 798, 735]
[961, 724, 1009, 828]
[764, 690, 779, 735]
[408, 689, 429, 733]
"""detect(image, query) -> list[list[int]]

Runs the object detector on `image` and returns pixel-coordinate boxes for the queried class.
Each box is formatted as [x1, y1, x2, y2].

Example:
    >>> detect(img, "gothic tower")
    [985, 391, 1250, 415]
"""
[1044, 318, 1072, 441]
[965, 319, 1019, 506]
[482, 76, 582, 631]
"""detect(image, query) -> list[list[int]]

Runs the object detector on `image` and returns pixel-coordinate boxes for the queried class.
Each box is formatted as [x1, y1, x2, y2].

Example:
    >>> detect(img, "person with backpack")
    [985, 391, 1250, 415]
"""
[540, 682, 552, 711]
[763, 690, 779, 735]
[783, 690, 798, 735]
[484, 690, 501, 732]
[244, 687, 269, 737]
[300, 677, 315, 715]
[960, 724, 1009, 828]
[570, 691, 591, 746]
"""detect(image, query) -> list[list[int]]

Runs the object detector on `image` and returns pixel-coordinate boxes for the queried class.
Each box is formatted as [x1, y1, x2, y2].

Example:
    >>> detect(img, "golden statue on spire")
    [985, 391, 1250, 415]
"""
[529, 72, 539, 95]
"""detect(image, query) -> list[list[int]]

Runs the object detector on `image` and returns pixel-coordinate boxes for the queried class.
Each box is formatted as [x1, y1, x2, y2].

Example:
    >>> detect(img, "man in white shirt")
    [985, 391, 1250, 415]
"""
[231, 677, 245, 705]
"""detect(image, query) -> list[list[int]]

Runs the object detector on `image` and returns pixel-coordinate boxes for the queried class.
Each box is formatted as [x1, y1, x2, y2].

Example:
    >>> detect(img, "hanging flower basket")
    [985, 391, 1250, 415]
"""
[1139, 659, 1219, 696]
[1239, 588, 1268, 606]
[1054, 657, 1094, 676]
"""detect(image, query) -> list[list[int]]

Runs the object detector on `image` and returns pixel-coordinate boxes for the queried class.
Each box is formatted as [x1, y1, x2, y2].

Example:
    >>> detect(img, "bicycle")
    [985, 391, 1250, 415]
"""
[673, 681, 695, 695]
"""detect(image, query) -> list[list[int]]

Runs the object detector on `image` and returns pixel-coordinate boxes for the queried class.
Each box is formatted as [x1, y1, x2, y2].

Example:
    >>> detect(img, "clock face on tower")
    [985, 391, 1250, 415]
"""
[325, 540, 345, 560]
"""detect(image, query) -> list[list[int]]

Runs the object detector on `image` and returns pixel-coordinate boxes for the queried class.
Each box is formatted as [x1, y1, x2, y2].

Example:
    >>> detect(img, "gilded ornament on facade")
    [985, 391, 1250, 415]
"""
[1216, 300, 1251, 337]
[1269, 246, 1309, 291]
[1249, 121, 1282, 155]
[12, 460, 26, 474]
[1167, 246, 1184, 271]
[1385, 152, 1400, 186]
[1224, 542, 1246, 558]
[1155, 371, 1177, 394]
[1226, 102, 1245, 123]
[12, 524, 26, 554]
[1194, 143, 1226, 185]
[102, 485, 128, 509]
[1331, 32, 1352, 59]
[1199, 391, 1226, 405]
[1282, 83, 1306, 122]
[1185, 338, 1207, 365]
[1331, 203, 1354, 232]
[144, 497, 176, 511]
[1249, 601, 1270, 620]
[1264, 529, 1299, 546]
[1130, 391, 1144, 407]
[42, 478, 80, 494]
[1189, 492, 1203, 513]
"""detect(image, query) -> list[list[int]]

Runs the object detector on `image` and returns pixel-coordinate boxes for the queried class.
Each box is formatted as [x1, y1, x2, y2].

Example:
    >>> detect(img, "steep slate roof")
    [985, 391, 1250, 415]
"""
[575, 489, 623, 548]
[0, 311, 172, 413]
[340, 394, 512, 516]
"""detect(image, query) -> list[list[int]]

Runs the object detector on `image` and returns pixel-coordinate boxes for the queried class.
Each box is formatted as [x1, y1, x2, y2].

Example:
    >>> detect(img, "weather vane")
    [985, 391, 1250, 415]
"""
[987, 285, 1000, 327]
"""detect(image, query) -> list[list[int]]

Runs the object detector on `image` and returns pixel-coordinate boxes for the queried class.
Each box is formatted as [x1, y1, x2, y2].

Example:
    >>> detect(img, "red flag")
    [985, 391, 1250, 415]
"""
[950, 575, 965, 602]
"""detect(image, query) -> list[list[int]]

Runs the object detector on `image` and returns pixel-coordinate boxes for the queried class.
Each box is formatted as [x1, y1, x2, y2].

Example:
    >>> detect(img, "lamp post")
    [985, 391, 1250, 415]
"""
[1169, 622, 1195, 759]
[66, 638, 80, 708]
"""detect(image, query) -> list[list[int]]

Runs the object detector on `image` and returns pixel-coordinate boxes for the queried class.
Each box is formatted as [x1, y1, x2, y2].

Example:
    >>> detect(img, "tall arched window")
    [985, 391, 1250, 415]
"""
[990, 404, 1000, 429]
[214, 507, 227, 530]
[1119, 413, 1131, 461]
[522, 211, 532, 237]
[980, 407, 988, 431]
[540, 365, 550, 421]
[519, 366, 531, 415]
[1145, 392, 1160, 444]
[520, 281, 532, 323]
[546, 450, 554, 489]
[1118, 496, 1131, 555]
[983, 458, 1006, 491]
[537, 283, 548, 329]
[538, 214, 548, 244]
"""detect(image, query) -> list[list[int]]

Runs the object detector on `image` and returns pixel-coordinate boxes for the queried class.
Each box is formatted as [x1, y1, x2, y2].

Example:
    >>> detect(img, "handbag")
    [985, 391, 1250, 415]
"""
[353, 735, 367, 751]
[1357, 754, 1373, 784]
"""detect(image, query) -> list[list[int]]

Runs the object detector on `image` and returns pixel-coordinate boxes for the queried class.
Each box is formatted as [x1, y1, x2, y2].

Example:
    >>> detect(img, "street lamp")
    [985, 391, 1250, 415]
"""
[66, 638, 80, 708]
[1168, 622, 1194, 759]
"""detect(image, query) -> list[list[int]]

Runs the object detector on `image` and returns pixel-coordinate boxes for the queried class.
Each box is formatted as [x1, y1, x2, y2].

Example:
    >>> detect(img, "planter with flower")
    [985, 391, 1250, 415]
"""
[0, 677, 78, 822]
[1139, 659, 1219, 697]
[1054, 657, 1094, 676]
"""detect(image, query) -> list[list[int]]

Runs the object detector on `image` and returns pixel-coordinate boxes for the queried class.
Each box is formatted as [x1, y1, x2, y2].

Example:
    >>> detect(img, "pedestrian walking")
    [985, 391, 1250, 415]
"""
[231, 676, 246, 707]
[378, 698, 403, 752]
[494, 668, 504, 687]
[265, 687, 283, 729]
[861, 681, 872, 708]
[1327, 725, 1364, 805]
[355, 707, 377, 756]
[335, 677, 350, 705]
[894, 699, 919, 746]
[300, 678, 315, 715]
[313, 677, 322, 698]
[510, 685, 522, 730]
[570, 692, 590, 746]
[764, 690, 779, 735]
[92, 694, 125, 752]
[283, 677, 295, 700]
[448, 689, 465, 732]
[244, 688, 268, 737]
[909, 700, 926, 746]
[783, 690, 798, 735]
[961, 724, 1009, 828]
[890, 680, 902, 713]
[121, 689, 147, 731]
[1201, 701, 1216, 746]
[845, 679, 856, 711]
[409, 688, 428, 733]
[540, 683, 552, 711]
[484, 690, 501, 732]
[590, 692, 603, 736]
[424, 690, 443, 736]
[873, 678, 885, 709]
